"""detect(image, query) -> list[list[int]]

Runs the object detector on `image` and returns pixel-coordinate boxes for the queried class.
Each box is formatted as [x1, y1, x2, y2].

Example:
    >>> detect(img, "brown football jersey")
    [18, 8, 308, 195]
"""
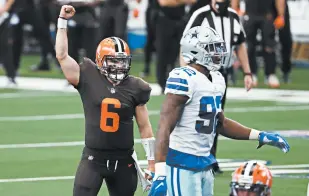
[74, 58, 151, 159]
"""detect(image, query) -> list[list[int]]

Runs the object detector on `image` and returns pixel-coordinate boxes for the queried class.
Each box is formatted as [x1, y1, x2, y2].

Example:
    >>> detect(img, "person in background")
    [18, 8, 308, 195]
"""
[154, 0, 197, 94]
[31, 0, 60, 71]
[98, 0, 129, 41]
[272, 0, 292, 83]
[231, 0, 286, 88]
[0, 0, 16, 86]
[57, 0, 100, 62]
[11, 0, 58, 71]
[140, 0, 158, 78]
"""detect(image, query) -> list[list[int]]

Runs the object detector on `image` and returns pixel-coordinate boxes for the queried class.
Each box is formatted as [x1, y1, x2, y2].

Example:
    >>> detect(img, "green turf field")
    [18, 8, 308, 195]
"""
[0, 90, 308, 196]
[1, 55, 309, 90]
[0, 55, 309, 195]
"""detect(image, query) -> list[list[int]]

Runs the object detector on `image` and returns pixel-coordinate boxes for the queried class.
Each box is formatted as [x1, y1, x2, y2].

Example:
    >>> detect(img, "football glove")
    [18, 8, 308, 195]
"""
[148, 162, 167, 196]
[148, 176, 167, 196]
[257, 132, 290, 153]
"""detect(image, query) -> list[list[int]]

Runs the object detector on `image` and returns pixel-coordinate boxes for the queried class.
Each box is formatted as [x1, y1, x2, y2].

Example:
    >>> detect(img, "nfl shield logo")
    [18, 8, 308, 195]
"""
[111, 88, 116, 94]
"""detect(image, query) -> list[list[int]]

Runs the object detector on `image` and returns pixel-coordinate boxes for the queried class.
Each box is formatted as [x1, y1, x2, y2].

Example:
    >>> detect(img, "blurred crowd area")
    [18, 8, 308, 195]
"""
[0, 0, 309, 88]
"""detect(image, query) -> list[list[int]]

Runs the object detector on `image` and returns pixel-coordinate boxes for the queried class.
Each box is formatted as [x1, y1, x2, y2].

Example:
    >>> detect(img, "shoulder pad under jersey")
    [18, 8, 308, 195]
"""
[128, 76, 152, 105]
[164, 67, 197, 100]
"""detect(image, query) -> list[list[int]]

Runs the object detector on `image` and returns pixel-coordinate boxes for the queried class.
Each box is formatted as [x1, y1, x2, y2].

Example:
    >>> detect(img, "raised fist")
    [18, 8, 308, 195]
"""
[59, 5, 76, 20]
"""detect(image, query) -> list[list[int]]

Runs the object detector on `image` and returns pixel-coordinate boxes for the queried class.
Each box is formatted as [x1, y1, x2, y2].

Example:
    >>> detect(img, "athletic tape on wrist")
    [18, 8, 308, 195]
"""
[141, 137, 155, 160]
[57, 18, 67, 29]
[155, 162, 166, 176]
[249, 129, 261, 140]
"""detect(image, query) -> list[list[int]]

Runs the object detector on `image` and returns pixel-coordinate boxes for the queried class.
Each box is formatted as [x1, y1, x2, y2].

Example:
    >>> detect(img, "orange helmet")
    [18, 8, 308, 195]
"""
[95, 37, 131, 82]
[230, 161, 272, 196]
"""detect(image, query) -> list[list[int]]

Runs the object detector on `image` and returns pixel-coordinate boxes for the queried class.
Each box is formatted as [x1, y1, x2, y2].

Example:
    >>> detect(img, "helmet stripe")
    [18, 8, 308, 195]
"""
[110, 37, 123, 53]
[249, 162, 257, 176]
[244, 161, 256, 176]
[110, 37, 119, 52]
[119, 39, 125, 53]
[241, 162, 248, 175]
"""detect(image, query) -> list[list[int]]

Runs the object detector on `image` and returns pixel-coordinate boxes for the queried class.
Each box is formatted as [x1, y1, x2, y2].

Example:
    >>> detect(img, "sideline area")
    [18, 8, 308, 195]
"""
[1, 76, 309, 103]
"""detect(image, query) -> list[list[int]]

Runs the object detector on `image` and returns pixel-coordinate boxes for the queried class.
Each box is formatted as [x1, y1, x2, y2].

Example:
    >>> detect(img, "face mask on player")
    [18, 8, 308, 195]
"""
[230, 161, 272, 196]
[101, 55, 131, 83]
[180, 26, 229, 72]
[202, 41, 228, 70]
[230, 183, 271, 196]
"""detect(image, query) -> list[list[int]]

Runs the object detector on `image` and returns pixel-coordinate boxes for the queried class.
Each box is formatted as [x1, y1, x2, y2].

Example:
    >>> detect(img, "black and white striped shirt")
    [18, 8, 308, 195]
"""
[184, 5, 246, 67]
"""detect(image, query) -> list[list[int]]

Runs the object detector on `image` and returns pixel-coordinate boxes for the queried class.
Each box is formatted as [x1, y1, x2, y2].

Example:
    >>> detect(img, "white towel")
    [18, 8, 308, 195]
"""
[131, 151, 152, 192]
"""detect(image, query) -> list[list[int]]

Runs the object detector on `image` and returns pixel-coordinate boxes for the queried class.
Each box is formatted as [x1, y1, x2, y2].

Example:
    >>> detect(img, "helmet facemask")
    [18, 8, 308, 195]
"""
[97, 53, 131, 83]
[200, 41, 228, 71]
[180, 26, 229, 72]
[230, 182, 271, 196]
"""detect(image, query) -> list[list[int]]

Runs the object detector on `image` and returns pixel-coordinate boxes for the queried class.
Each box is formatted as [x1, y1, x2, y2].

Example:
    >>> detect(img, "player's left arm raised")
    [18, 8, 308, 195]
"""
[217, 112, 290, 153]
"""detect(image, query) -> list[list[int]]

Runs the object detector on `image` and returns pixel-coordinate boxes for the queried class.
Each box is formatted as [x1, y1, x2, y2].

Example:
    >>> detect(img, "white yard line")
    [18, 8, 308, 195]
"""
[0, 105, 309, 122]
[0, 92, 74, 99]
[0, 141, 84, 149]
[0, 114, 85, 121]
[0, 138, 229, 149]
[0, 176, 74, 183]
[1, 76, 309, 103]
[0, 165, 308, 183]
[0, 139, 141, 149]
[268, 164, 309, 169]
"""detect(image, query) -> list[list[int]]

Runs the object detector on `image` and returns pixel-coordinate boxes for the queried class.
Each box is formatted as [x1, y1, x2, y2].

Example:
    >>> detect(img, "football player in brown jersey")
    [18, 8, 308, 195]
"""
[55, 5, 155, 196]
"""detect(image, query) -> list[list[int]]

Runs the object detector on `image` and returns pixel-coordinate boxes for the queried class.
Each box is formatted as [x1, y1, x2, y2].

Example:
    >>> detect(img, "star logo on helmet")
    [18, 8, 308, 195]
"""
[191, 31, 198, 38]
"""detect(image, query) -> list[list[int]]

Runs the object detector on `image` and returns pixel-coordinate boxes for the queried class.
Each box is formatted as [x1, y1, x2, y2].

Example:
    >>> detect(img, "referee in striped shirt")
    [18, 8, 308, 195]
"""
[181, 0, 253, 173]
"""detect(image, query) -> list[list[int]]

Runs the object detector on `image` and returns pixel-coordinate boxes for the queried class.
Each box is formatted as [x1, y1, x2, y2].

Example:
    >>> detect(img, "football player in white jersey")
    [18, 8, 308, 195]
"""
[148, 26, 290, 196]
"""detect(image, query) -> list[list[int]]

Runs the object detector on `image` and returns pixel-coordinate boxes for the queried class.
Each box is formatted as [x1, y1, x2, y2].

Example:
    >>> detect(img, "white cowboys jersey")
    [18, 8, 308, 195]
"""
[164, 66, 226, 171]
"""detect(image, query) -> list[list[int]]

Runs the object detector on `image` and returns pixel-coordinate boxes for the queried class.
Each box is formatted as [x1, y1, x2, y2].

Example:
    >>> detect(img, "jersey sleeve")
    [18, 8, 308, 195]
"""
[164, 68, 195, 101]
[232, 12, 246, 45]
[135, 78, 152, 105]
[73, 58, 88, 90]
[183, 5, 211, 35]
